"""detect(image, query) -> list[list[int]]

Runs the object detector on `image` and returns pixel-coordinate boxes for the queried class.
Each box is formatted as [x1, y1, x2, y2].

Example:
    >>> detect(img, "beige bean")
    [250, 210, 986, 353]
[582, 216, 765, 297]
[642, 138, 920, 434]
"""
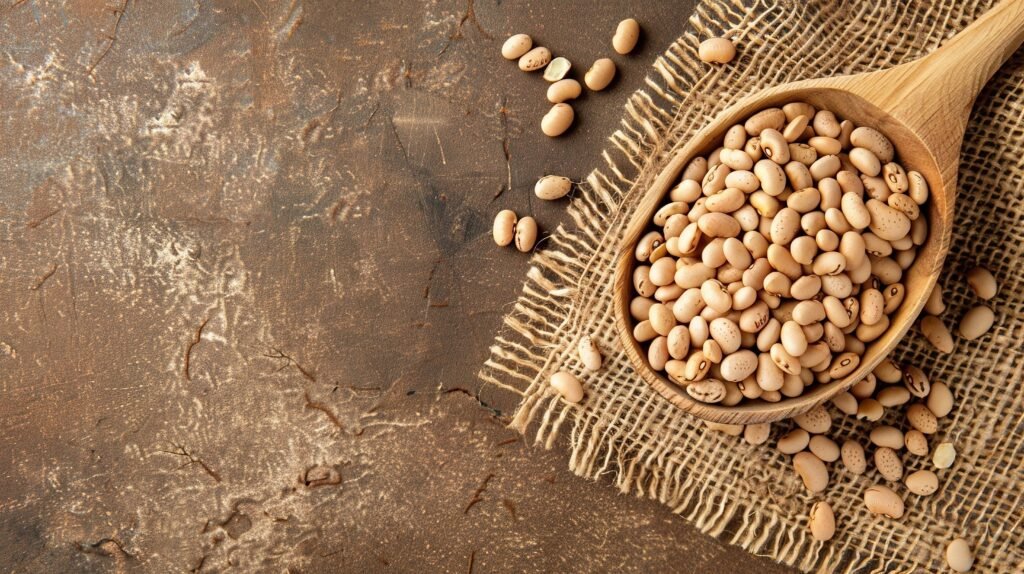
[831, 391, 858, 415]
[723, 124, 747, 150]
[924, 283, 945, 315]
[648, 303, 677, 336]
[793, 451, 829, 493]
[794, 404, 831, 434]
[882, 282, 905, 313]
[812, 251, 847, 276]
[547, 78, 582, 103]
[882, 162, 908, 193]
[959, 305, 994, 340]
[875, 446, 904, 482]
[767, 244, 802, 279]
[855, 314, 889, 342]
[809, 154, 840, 181]
[698, 37, 736, 64]
[902, 364, 930, 398]
[720, 349, 758, 381]
[887, 193, 919, 220]
[783, 102, 815, 121]
[907, 170, 929, 205]
[744, 108, 785, 135]
[807, 136, 841, 156]
[933, 442, 956, 469]
[514, 216, 538, 251]
[649, 256, 676, 286]
[721, 381, 743, 406]
[635, 231, 664, 262]
[904, 430, 929, 456]
[648, 336, 669, 370]
[519, 46, 552, 71]
[754, 159, 787, 196]
[849, 126, 893, 162]
[789, 275, 820, 301]
[785, 161, 813, 189]
[816, 229, 839, 251]
[859, 288, 883, 325]
[812, 110, 840, 138]
[756, 352, 784, 391]
[920, 315, 955, 353]
[633, 320, 657, 342]
[825, 207, 853, 235]
[743, 422, 771, 445]
[787, 187, 821, 213]
[866, 199, 910, 241]
[744, 136, 764, 161]
[502, 33, 533, 60]
[850, 374, 877, 399]
[870, 256, 902, 285]
[905, 469, 938, 496]
[877, 386, 911, 408]
[946, 538, 973, 573]
[808, 501, 835, 542]
[577, 335, 603, 372]
[927, 381, 954, 418]
[666, 325, 691, 359]
[541, 103, 574, 137]
[550, 371, 583, 403]
[698, 212, 741, 238]
[535, 175, 572, 200]
[709, 317, 742, 354]
[820, 274, 853, 298]
[966, 266, 998, 300]
[720, 148, 754, 171]
[654, 201, 689, 226]
[725, 169, 759, 191]
[907, 403, 938, 434]
[840, 192, 871, 230]
[683, 157, 708, 182]
[777, 428, 810, 454]
[686, 378, 726, 403]
[869, 425, 904, 450]
[732, 285, 758, 310]
[857, 398, 884, 422]
[682, 350, 711, 382]
[780, 320, 808, 357]
[702, 339, 723, 363]
[842, 440, 867, 474]
[701, 279, 732, 314]
[809, 435, 840, 462]
[782, 114, 809, 142]
[864, 484, 904, 518]
[493, 209, 517, 246]
[612, 18, 640, 54]
[828, 352, 859, 378]
[792, 300, 826, 325]
[838, 119, 854, 148]
[630, 296, 654, 321]
[760, 129, 790, 164]
[705, 187, 745, 213]
[584, 58, 616, 91]
[849, 147, 881, 176]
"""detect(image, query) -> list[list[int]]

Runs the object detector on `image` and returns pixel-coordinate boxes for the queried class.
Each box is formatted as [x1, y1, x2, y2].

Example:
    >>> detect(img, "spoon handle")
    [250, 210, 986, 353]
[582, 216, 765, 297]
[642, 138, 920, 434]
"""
[860, 0, 1024, 180]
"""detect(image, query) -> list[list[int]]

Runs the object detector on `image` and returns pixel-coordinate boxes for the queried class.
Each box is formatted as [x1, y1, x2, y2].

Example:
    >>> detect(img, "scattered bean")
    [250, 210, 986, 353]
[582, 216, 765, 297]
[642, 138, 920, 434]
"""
[698, 37, 736, 64]
[933, 442, 956, 469]
[778, 428, 810, 454]
[493, 209, 517, 246]
[612, 18, 641, 54]
[904, 430, 929, 456]
[547, 79, 582, 103]
[514, 216, 538, 252]
[864, 484, 904, 518]
[841, 440, 867, 474]
[920, 315, 955, 353]
[541, 103, 574, 137]
[534, 175, 572, 200]
[501, 34, 533, 60]
[518, 46, 552, 71]
[542, 57, 571, 82]
[550, 370, 583, 403]
[959, 305, 994, 340]
[793, 451, 829, 493]
[946, 538, 974, 572]
[904, 469, 938, 496]
[584, 58, 616, 91]
[808, 500, 835, 541]
[578, 335, 603, 371]
[966, 266, 998, 300]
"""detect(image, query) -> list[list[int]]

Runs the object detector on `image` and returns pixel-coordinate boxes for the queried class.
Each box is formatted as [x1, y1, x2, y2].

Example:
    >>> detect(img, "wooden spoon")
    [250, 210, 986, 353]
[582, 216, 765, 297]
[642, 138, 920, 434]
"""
[614, 0, 1024, 425]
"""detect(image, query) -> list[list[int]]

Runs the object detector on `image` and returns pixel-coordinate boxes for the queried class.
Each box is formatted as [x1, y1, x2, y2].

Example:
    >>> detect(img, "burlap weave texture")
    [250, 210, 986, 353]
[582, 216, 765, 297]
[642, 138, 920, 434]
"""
[479, 1, 1023, 572]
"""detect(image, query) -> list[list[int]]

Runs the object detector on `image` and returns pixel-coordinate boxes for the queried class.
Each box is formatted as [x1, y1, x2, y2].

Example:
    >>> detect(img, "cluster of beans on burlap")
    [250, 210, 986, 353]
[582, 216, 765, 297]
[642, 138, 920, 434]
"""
[630, 102, 929, 405]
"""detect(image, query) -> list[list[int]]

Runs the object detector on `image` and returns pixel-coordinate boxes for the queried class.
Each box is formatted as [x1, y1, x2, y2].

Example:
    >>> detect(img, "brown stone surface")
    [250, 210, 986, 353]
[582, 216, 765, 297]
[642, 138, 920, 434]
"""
[0, 1, 795, 572]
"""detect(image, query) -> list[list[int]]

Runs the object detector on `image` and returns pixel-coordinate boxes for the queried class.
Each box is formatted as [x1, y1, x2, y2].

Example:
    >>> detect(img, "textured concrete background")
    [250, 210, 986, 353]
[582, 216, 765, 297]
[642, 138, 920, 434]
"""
[0, 1, 794, 572]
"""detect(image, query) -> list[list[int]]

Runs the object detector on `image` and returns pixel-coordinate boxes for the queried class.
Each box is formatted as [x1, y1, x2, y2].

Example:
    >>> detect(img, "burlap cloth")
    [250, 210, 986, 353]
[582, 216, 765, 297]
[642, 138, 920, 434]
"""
[478, 1, 1024, 572]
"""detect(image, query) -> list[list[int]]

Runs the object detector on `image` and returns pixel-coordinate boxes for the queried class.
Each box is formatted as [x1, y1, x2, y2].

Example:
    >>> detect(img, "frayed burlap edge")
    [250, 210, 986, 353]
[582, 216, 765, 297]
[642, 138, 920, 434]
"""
[479, 1, 1024, 572]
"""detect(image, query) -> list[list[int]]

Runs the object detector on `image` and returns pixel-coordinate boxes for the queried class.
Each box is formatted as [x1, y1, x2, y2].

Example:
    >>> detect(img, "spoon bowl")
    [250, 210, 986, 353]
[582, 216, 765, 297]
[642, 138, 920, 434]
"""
[613, 0, 1024, 424]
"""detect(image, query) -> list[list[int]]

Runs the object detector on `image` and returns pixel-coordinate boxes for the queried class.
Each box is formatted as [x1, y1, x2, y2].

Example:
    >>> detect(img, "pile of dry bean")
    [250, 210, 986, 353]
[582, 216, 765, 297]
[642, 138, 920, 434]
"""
[630, 102, 930, 405]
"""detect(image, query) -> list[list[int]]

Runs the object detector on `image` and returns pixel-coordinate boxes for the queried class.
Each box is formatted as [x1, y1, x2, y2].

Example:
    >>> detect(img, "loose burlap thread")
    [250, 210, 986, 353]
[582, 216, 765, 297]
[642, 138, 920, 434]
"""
[478, 1, 1024, 572]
